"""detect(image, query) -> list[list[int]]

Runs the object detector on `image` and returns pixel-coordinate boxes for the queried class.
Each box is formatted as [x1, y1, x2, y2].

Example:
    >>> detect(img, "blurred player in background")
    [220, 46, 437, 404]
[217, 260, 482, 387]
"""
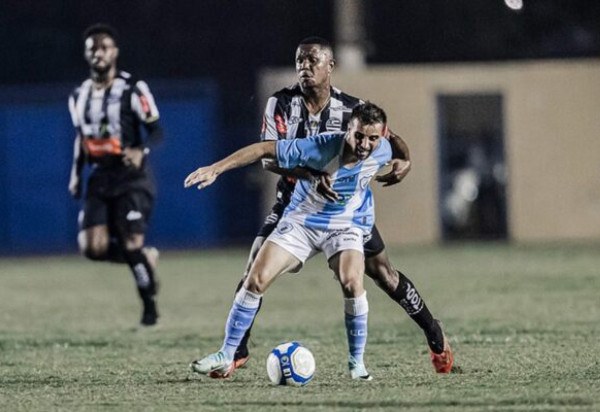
[68, 23, 162, 326]
[186, 102, 392, 380]
[227, 37, 453, 374]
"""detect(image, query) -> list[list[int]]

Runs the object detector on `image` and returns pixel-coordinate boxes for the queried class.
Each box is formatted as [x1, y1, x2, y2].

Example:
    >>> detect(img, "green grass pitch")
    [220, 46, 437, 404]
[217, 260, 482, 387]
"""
[1, 243, 599, 411]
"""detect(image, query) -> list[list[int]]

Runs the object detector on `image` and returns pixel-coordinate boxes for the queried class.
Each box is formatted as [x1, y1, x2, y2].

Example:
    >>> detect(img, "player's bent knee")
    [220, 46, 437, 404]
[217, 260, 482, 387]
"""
[339, 274, 364, 297]
[244, 274, 269, 294]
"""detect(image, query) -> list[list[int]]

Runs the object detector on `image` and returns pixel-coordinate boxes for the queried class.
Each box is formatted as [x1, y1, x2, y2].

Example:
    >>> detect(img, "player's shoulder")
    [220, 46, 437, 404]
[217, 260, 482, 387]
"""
[70, 78, 94, 100]
[270, 83, 302, 101]
[331, 86, 363, 107]
[116, 70, 141, 86]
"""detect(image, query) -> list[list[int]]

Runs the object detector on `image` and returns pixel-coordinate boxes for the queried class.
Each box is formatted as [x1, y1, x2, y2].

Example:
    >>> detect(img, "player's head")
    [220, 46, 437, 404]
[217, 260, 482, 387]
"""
[295, 37, 335, 91]
[83, 23, 119, 74]
[346, 102, 388, 161]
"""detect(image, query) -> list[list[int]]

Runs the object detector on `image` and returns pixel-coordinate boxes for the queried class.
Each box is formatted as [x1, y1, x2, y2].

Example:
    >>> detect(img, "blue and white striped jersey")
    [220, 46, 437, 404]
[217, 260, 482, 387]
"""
[276, 132, 391, 233]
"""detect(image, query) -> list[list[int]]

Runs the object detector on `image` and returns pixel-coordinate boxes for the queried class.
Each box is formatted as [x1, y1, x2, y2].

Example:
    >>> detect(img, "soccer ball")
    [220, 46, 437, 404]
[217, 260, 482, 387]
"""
[266, 341, 315, 386]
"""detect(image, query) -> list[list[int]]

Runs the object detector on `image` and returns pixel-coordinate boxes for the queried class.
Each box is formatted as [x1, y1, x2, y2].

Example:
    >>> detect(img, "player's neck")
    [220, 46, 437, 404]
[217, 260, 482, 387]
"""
[91, 67, 116, 89]
[341, 142, 360, 167]
[303, 86, 331, 115]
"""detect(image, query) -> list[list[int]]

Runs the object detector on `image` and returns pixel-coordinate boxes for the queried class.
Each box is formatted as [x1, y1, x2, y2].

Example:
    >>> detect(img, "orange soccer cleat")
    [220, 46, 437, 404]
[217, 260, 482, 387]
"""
[430, 324, 454, 373]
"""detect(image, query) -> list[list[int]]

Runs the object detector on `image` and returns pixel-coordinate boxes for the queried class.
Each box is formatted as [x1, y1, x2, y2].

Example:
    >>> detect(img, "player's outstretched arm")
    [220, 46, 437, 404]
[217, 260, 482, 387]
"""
[184, 141, 276, 190]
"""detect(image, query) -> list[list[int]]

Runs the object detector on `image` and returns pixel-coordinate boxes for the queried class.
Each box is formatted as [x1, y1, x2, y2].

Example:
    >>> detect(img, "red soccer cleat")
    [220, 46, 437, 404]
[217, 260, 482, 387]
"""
[430, 330, 454, 373]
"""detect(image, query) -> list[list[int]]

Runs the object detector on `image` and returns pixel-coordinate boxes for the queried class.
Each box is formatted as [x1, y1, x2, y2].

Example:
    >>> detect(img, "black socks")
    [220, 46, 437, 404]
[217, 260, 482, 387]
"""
[392, 271, 444, 354]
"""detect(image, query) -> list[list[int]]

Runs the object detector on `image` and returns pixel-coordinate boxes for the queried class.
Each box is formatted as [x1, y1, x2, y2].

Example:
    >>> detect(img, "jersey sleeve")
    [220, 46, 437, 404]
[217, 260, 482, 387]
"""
[373, 138, 393, 168]
[276, 133, 342, 170]
[68, 92, 80, 128]
[131, 80, 160, 123]
[260, 96, 287, 142]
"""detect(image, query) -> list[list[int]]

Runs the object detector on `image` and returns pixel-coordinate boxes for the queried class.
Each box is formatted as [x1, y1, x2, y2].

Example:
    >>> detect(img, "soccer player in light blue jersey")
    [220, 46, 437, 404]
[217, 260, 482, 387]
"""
[184, 103, 390, 380]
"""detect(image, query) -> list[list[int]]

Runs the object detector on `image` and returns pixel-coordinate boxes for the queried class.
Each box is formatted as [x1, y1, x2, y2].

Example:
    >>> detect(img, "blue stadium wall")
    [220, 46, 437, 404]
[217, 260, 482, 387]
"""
[0, 80, 258, 255]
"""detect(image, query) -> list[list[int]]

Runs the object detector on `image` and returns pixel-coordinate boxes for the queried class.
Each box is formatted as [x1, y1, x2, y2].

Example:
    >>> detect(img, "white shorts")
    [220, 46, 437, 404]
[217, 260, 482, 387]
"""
[267, 219, 365, 270]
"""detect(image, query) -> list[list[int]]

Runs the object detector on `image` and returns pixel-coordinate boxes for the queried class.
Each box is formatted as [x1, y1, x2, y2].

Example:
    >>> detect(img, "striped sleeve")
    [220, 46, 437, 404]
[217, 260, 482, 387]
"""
[276, 133, 343, 170]
[68, 91, 79, 128]
[260, 96, 287, 142]
[131, 80, 160, 123]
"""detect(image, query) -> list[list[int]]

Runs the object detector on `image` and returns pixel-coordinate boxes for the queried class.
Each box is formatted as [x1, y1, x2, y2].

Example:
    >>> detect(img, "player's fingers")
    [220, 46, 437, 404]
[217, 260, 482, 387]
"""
[184, 172, 200, 187]
[375, 172, 401, 186]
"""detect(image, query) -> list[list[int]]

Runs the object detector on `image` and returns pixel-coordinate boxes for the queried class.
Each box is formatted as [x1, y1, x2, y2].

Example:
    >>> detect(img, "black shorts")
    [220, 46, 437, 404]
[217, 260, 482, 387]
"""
[257, 202, 386, 258]
[80, 188, 154, 236]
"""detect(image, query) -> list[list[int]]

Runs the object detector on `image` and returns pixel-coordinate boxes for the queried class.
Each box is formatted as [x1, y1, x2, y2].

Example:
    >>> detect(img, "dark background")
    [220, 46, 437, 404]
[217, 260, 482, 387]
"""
[2, 0, 599, 125]
[0, 0, 599, 253]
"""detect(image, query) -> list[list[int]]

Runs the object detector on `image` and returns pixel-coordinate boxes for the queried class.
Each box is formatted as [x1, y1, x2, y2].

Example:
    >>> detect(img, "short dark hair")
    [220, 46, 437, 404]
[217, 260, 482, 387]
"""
[297, 36, 334, 57]
[351, 102, 387, 126]
[298, 36, 331, 48]
[83, 23, 119, 46]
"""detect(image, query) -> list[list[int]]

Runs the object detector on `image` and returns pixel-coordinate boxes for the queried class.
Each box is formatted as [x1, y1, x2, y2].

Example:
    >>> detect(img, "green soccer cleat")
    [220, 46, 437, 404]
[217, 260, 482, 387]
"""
[190, 351, 235, 378]
[348, 356, 373, 381]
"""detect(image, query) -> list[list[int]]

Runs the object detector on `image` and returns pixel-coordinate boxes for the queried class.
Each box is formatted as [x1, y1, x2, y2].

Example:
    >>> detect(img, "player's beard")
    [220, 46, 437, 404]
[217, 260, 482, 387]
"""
[91, 63, 114, 82]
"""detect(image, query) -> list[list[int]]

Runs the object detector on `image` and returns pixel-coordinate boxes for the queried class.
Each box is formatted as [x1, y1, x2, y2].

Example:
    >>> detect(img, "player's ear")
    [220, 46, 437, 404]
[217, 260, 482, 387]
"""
[382, 124, 389, 137]
[328, 59, 335, 73]
[114, 47, 120, 59]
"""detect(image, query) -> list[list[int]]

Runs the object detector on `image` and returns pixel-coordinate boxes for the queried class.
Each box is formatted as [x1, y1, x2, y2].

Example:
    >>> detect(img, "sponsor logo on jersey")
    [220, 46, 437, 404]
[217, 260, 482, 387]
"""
[275, 114, 287, 135]
[83, 136, 122, 157]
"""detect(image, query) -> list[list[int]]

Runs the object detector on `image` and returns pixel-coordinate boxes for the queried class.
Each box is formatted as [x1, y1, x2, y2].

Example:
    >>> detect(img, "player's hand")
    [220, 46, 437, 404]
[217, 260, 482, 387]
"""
[375, 159, 411, 187]
[122, 147, 144, 169]
[184, 166, 219, 190]
[316, 174, 339, 202]
[68, 175, 82, 199]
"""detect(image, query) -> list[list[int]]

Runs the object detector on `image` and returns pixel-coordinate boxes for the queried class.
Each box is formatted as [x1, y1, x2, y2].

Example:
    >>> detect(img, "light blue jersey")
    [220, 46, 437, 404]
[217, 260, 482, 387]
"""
[276, 132, 392, 233]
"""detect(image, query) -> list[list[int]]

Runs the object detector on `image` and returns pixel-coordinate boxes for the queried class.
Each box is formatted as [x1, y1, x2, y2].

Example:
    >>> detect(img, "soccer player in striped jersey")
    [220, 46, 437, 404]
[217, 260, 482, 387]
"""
[230, 37, 453, 375]
[186, 102, 391, 380]
[68, 24, 162, 326]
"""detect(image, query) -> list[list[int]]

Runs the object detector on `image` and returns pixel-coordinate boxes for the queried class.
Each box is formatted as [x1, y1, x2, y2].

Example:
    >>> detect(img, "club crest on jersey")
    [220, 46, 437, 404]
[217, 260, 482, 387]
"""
[288, 116, 302, 125]
[325, 118, 342, 131]
[360, 176, 373, 189]
[277, 221, 293, 235]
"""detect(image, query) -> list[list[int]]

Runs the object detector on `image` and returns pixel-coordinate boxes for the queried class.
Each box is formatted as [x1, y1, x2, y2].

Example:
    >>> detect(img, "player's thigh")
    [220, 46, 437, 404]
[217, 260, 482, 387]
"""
[245, 240, 303, 293]
[266, 220, 319, 269]
[322, 227, 366, 295]
[79, 195, 110, 252]
[113, 190, 154, 239]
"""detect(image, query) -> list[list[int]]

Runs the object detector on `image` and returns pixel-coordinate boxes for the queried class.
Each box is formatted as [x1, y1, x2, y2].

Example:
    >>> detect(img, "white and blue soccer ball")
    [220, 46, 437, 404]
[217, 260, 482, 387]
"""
[266, 341, 315, 386]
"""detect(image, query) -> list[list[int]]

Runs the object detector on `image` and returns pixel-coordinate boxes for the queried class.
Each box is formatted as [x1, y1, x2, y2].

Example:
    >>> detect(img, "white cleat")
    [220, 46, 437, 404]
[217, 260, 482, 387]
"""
[349, 356, 373, 381]
[190, 351, 235, 378]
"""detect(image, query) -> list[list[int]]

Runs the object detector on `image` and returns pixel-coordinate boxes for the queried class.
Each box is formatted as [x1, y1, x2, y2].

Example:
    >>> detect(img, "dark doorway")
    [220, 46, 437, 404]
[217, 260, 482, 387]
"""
[437, 94, 508, 241]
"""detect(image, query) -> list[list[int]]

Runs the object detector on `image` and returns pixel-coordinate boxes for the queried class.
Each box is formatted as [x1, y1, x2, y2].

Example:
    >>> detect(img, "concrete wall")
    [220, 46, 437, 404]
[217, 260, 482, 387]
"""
[259, 59, 600, 244]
